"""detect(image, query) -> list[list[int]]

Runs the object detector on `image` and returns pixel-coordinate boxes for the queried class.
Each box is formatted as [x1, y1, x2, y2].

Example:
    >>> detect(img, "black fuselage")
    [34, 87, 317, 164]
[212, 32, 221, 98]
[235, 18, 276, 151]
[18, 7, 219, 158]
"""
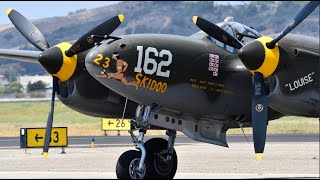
[57, 33, 318, 126]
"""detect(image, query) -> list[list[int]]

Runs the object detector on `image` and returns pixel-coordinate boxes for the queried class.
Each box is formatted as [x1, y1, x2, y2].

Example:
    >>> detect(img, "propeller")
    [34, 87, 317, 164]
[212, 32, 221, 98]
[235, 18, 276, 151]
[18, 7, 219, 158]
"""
[43, 76, 58, 158]
[192, 16, 243, 49]
[266, 1, 320, 49]
[6, 8, 56, 158]
[65, 14, 124, 57]
[193, 1, 320, 160]
[6, 8, 124, 158]
[6, 8, 49, 51]
[251, 72, 268, 160]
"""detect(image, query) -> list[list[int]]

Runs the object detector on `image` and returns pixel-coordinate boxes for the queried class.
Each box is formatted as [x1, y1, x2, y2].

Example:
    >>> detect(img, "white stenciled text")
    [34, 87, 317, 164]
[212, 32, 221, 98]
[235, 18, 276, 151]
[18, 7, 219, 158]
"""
[285, 72, 314, 91]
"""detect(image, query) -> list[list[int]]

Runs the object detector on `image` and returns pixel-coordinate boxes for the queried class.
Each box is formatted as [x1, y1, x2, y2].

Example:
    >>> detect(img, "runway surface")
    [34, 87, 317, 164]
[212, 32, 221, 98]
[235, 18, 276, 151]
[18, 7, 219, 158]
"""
[0, 134, 319, 148]
[0, 134, 319, 179]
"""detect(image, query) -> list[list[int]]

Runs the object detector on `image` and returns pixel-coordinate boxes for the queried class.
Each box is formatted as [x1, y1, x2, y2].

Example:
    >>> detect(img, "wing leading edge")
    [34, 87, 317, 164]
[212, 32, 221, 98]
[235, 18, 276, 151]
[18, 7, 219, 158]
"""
[0, 49, 41, 63]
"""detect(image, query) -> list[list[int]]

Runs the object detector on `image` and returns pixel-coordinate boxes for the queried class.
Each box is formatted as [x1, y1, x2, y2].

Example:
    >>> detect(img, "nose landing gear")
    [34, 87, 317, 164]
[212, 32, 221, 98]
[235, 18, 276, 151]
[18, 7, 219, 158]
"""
[115, 105, 178, 179]
[116, 150, 146, 179]
[145, 130, 177, 179]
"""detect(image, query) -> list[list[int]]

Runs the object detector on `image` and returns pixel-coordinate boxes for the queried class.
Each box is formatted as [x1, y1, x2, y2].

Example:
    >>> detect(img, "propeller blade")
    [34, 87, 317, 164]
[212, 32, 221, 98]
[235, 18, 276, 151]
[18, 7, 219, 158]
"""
[192, 16, 243, 49]
[6, 8, 49, 51]
[252, 72, 268, 160]
[43, 77, 58, 158]
[267, 1, 320, 49]
[65, 14, 124, 57]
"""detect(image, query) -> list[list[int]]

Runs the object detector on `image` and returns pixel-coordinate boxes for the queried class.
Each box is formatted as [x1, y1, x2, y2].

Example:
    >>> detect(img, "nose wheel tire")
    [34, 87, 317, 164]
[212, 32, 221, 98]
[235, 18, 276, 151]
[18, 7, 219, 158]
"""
[144, 138, 178, 179]
[116, 150, 147, 179]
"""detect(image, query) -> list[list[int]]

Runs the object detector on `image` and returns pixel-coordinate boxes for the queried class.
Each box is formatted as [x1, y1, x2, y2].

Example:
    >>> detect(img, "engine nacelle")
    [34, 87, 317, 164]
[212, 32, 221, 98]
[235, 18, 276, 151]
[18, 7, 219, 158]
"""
[56, 71, 138, 118]
[268, 75, 319, 117]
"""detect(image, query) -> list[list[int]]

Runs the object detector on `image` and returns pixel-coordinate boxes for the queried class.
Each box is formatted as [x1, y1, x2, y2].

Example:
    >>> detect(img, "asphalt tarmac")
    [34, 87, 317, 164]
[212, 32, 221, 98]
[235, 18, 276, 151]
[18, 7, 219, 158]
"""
[0, 134, 319, 179]
[0, 134, 319, 148]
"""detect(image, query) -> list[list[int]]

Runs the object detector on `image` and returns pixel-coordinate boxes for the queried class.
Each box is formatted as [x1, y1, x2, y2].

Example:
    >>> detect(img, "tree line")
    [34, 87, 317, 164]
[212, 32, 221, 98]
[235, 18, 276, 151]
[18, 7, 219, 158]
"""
[0, 63, 47, 97]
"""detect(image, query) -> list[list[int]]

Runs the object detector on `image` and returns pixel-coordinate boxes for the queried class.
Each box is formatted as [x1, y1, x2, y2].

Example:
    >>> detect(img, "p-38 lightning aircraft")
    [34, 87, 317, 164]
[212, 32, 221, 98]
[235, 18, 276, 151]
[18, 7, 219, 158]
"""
[0, 1, 319, 179]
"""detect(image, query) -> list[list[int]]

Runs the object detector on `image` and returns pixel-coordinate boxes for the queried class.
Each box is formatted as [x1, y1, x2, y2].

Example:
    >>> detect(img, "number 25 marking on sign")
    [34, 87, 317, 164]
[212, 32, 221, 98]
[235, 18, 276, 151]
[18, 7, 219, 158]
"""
[134, 46, 172, 78]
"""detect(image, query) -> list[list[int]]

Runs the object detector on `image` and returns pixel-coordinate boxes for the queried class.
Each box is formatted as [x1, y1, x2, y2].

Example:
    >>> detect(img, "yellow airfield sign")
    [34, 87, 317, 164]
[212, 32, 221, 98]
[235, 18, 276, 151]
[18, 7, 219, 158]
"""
[25, 127, 68, 148]
[101, 118, 131, 131]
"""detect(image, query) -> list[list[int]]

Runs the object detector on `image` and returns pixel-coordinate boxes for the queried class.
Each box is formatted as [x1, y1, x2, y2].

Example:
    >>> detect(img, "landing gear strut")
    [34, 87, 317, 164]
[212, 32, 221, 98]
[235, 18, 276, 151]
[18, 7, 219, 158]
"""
[115, 105, 178, 179]
[145, 130, 177, 179]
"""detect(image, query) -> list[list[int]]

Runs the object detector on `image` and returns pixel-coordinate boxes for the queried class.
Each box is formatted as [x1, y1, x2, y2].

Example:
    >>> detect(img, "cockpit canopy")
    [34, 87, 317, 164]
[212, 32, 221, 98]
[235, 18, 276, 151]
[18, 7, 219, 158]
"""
[207, 16, 262, 53]
[220, 16, 262, 40]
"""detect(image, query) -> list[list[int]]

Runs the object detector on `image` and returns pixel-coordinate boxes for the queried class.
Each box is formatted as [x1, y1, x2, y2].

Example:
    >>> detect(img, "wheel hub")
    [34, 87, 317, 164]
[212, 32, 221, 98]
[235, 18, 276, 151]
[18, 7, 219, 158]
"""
[129, 158, 146, 179]
[154, 153, 173, 176]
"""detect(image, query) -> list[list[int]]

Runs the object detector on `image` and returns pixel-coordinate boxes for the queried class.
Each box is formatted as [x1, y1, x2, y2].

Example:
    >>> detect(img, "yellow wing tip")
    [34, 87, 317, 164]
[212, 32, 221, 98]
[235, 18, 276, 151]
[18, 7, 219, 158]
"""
[43, 152, 48, 158]
[255, 153, 263, 160]
[118, 14, 124, 22]
[6, 8, 13, 15]
[192, 16, 198, 24]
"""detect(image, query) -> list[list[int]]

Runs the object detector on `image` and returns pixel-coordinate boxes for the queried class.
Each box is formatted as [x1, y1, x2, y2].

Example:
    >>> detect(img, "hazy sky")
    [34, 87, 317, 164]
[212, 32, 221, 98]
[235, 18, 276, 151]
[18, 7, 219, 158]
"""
[0, 1, 120, 25]
[0, 1, 246, 26]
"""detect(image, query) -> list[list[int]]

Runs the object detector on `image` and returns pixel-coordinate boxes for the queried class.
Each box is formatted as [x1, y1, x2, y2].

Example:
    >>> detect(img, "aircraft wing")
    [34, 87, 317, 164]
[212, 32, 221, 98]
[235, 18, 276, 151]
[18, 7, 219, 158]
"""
[188, 30, 209, 39]
[0, 49, 41, 63]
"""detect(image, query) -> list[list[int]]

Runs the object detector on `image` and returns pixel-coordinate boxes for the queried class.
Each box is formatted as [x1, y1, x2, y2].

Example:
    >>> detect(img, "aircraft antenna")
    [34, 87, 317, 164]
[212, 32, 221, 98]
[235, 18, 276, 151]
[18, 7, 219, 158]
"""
[115, 5, 121, 20]
[239, 123, 250, 143]
[121, 98, 129, 121]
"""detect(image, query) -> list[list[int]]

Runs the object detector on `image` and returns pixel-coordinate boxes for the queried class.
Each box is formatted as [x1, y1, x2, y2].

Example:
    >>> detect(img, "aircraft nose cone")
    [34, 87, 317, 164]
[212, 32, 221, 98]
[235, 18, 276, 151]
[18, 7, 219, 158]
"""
[238, 40, 265, 71]
[38, 46, 63, 75]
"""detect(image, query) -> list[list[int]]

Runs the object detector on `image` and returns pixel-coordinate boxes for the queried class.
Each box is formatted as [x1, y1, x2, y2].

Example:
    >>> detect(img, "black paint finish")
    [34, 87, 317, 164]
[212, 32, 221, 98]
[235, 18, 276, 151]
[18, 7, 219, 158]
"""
[83, 33, 318, 119]
[86, 34, 252, 117]
[38, 46, 63, 74]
